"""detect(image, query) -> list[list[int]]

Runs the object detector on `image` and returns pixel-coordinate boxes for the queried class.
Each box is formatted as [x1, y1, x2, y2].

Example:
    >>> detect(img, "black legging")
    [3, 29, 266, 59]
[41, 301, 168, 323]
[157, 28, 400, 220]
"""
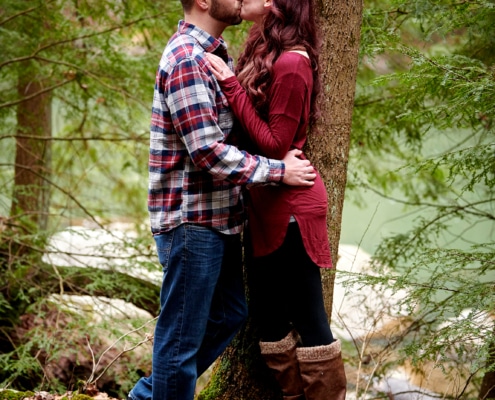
[246, 222, 334, 347]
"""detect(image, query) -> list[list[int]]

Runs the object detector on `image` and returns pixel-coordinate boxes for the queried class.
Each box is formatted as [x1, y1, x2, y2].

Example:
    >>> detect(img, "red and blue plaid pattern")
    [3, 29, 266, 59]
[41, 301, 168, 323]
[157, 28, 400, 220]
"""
[148, 21, 284, 235]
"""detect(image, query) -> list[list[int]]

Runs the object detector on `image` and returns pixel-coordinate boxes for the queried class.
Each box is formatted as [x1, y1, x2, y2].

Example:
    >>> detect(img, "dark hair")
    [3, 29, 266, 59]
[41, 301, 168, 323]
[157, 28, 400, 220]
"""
[180, 0, 195, 12]
[236, 0, 322, 127]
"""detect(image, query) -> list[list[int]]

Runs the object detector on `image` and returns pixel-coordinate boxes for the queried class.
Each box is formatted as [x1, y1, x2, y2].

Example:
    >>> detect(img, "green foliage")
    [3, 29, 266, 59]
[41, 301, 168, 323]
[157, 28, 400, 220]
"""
[0, 0, 180, 224]
[349, 0, 495, 397]
[1, 0, 492, 396]
[0, 0, 253, 394]
[0, 0, 173, 394]
[0, 390, 35, 400]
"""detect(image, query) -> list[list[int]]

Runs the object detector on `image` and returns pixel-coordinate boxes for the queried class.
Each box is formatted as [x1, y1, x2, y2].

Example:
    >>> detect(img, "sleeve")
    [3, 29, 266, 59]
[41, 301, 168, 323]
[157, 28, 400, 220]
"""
[219, 58, 308, 160]
[164, 57, 284, 184]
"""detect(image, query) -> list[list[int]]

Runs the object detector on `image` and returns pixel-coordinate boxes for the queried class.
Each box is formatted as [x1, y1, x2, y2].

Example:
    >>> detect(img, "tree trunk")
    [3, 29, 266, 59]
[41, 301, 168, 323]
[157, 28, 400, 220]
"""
[308, 0, 363, 320]
[199, 1, 363, 399]
[10, 61, 52, 233]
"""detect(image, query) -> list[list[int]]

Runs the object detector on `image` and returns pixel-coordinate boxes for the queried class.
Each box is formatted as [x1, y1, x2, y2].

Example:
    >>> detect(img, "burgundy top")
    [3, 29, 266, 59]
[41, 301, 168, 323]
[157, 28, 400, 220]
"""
[219, 52, 332, 268]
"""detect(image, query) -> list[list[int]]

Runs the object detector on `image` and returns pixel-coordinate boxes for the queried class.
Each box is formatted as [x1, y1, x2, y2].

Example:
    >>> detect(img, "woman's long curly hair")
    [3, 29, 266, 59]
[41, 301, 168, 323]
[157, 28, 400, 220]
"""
[236, 0, 322, 127]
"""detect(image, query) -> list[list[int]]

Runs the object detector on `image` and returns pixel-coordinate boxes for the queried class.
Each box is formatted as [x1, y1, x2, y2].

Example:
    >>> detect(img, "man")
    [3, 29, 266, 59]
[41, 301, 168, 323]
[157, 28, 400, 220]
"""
[128, 0, 316, 399]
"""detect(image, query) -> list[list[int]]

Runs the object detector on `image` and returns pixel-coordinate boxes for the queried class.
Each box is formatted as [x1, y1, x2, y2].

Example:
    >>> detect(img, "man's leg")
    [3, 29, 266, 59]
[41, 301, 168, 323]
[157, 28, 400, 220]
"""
[129, 224, 227, 400]
[196, 233, 248, 376]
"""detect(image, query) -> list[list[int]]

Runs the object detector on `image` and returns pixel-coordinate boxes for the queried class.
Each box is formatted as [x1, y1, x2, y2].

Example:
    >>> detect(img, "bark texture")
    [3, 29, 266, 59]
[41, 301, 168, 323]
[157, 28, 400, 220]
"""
[11, 61, 52, 233]
[308, 0, 363, 319]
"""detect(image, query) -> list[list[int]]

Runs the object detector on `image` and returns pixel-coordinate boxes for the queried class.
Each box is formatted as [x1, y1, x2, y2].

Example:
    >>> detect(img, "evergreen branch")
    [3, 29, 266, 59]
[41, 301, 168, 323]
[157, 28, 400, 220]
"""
[58, 267, 160, 315]
[0, 134, 148, 142]
[10, 163, 105, 230]
[357, 181, 495, 220]
[354, 95, 396, 107]
[20, 263, 161, 315]
[342, 270, 461, 293]
[0, 12, 168, 71]
[52, 92, 148, 137]
[425, 56, 476, 83]
[0, 55, 150, 110]
[34, 56, 150, 108]
[0, 78, 75, 110]
[402, 203, 492, 251]
[0, 1, 56, 27]
[368, 8, 409, 17]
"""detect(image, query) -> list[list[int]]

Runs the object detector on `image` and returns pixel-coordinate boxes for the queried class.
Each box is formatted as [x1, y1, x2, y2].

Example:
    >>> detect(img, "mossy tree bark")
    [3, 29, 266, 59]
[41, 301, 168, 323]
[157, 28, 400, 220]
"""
[199, 1, 363, 399]
[10, 61, 52, 235]
[309, 0, 363, 321]
[0, 62, 54, 346]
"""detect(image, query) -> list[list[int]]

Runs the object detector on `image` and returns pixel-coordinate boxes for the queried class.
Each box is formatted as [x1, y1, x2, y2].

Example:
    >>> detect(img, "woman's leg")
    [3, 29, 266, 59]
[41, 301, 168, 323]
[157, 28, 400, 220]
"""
[277, 223, 345, 400]
[247, 228, 302, 399]
[247, 222, 334, 344]
[256, 222, 344, 400]
[246, 236, 292, 342]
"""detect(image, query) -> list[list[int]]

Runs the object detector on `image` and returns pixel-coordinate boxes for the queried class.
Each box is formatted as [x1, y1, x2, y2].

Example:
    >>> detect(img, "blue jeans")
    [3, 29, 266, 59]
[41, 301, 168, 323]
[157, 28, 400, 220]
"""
[129, 224, 247, 400]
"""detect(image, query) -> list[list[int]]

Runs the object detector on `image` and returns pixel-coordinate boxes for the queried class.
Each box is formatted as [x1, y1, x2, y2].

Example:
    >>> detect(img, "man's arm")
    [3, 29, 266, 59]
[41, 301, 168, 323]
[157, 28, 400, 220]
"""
[166, 58, 314, 186]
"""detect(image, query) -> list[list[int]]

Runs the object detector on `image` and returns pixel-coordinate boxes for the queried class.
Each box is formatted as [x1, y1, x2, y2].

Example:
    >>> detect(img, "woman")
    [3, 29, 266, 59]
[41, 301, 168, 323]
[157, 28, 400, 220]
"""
[206, 0, 346, 398]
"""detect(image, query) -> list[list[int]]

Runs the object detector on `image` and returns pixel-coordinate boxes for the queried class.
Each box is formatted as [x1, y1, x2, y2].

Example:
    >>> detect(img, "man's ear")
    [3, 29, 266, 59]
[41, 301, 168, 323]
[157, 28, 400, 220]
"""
[196, 0, 209, 11]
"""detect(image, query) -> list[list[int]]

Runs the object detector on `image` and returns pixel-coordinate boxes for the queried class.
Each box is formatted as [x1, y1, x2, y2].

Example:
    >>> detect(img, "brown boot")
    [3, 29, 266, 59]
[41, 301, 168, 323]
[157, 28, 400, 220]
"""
[259, 330, 305, 400]
[296, 340, 346, 400]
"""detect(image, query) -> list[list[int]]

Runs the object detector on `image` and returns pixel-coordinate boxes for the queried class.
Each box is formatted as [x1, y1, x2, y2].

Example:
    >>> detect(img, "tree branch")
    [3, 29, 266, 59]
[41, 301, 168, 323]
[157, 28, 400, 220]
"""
[0, 12, 168, 71]
[0, 1, 56, 27]
[35, 264, 160, 315]
[0, 78, 75, 110]
[0, 134, 148, 142]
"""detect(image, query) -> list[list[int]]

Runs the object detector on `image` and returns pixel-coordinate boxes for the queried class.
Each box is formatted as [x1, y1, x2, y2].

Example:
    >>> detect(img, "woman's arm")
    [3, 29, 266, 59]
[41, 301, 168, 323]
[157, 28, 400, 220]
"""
[206, 53, 309, 160]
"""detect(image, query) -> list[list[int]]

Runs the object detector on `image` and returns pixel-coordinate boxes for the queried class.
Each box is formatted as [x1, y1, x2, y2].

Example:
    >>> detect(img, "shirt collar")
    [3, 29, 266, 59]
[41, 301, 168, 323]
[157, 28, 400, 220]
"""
[178, 20, 228, 60]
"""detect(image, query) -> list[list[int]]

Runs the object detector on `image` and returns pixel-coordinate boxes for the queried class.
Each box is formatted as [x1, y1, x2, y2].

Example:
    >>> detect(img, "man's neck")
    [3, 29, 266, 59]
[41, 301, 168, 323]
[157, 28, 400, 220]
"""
[184, 13, 227, 38]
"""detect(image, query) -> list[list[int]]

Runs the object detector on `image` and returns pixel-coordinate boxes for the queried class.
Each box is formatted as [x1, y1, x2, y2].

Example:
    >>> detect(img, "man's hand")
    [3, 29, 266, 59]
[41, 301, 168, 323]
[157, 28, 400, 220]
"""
[282, 149, 316, 186]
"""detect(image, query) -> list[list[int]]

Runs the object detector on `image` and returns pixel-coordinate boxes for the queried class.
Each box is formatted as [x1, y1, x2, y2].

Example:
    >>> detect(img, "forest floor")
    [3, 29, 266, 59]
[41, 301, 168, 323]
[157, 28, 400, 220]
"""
[0, 387, 122, 400]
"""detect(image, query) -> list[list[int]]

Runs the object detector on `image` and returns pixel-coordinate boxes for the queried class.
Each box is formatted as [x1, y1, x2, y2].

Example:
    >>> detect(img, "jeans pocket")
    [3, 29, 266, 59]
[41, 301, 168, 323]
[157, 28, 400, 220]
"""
[154, 231, 174, 273]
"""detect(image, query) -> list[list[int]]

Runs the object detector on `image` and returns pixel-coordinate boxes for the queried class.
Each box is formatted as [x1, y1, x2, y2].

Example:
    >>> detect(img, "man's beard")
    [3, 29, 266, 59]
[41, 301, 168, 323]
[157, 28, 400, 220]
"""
[209, 0, 242, 26]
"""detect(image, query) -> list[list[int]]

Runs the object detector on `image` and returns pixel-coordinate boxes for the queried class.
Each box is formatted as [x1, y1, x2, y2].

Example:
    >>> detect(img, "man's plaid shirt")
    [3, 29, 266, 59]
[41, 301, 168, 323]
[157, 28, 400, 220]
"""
[148, 21, 285, 235]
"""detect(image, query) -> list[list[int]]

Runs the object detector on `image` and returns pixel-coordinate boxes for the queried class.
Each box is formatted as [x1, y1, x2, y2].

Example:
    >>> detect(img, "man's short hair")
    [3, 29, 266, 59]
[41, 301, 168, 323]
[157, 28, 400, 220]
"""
[181, 0, 195, 12]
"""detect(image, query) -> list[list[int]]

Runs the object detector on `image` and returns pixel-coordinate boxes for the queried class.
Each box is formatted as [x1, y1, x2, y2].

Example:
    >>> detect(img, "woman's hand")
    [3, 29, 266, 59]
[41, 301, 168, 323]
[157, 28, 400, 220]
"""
[205, 53, 235, 81]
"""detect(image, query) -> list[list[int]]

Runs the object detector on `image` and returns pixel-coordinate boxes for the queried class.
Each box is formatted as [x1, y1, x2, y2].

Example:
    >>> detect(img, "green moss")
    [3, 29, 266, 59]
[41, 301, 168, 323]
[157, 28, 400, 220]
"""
[196, 361, 226, 400]
[71, 395, 94, 400]
[0, 390, 35, 400]
[197, 374, 222, 400]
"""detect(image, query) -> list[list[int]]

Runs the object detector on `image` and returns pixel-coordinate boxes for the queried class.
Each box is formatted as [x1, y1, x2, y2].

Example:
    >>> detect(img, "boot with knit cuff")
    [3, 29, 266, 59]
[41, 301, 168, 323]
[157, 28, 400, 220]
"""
[259, 330, 305, 400]
[296, 339, 346, 400]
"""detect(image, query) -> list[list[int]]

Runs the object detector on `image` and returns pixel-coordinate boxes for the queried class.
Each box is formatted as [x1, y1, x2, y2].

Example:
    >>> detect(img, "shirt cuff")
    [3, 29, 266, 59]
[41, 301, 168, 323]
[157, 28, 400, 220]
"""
[267, 159, 285, 183]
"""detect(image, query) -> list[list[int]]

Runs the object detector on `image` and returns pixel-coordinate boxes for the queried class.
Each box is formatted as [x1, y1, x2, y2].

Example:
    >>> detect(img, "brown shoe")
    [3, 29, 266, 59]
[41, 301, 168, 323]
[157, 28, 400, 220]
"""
[296, 340, 346, 400]
[260, 330, 305, 399]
